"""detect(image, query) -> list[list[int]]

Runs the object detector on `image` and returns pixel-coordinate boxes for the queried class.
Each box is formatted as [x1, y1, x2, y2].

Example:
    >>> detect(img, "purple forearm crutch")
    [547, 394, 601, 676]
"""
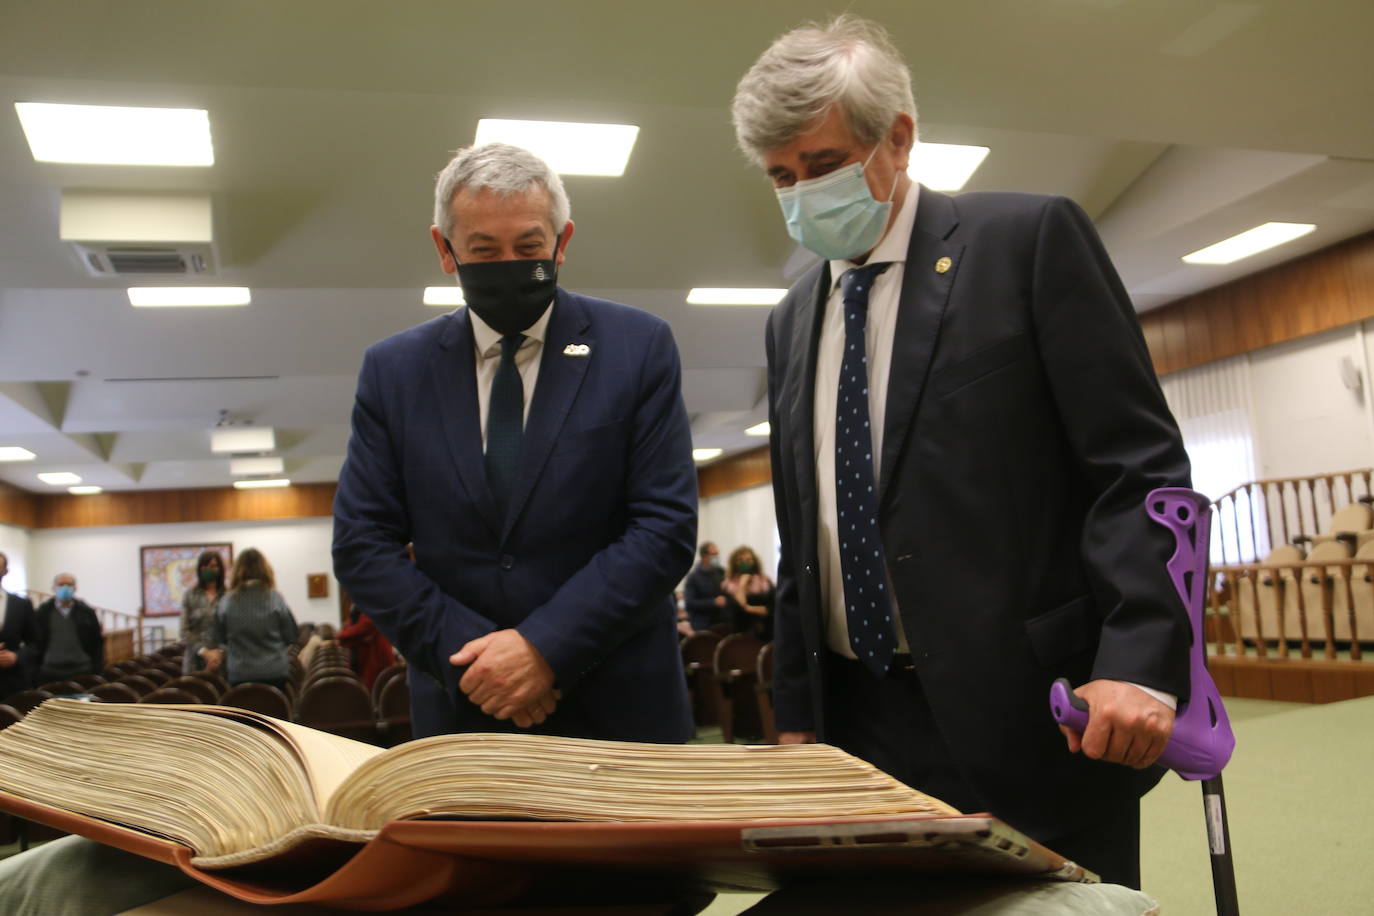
[1049, 488, 1239, 914]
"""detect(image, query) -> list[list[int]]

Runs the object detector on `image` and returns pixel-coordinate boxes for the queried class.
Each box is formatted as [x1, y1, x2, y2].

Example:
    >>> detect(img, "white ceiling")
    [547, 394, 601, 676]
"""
[2, 0, 1372, 494]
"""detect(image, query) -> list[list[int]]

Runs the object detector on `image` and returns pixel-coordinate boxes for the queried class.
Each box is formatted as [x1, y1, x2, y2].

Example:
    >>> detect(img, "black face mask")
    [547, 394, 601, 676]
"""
[446, 237, 559, 337]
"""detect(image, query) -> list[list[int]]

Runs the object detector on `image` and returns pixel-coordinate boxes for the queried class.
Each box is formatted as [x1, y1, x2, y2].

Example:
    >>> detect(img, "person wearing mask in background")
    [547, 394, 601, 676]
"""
[682, 541, 726, 634]
[722, 545, 775, 641]
[333, 143, 697, 741]
[206, 548, 297, 692]
[180, 551, 226, 674]
[0, 552, 37, 698]
[32, 573, 103, 685]
[732, 15, 1192, 887]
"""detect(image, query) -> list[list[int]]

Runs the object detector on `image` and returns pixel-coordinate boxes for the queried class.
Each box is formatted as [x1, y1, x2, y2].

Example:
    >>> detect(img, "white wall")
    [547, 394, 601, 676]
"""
[698, 483, 779, 580]
[0, 522, 32, 594]
[27, 516, 340, 632]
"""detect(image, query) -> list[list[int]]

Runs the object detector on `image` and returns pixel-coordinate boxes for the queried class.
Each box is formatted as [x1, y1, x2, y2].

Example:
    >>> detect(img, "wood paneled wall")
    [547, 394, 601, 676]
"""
[0, 480, 38, 529]
[1140, 229, 1374, 376]
[18, 483, 338, 530]
[698, 446, 772, 499]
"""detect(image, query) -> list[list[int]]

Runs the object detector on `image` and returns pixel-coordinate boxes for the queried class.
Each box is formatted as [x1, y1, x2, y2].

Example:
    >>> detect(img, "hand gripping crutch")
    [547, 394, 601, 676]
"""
[1049, 488, 1239, 915]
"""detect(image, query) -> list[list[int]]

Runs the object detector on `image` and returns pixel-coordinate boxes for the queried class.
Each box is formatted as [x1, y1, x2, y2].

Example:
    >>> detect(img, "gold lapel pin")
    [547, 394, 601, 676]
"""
[935, 256, 952, 274]
[563, 343, 591, 357]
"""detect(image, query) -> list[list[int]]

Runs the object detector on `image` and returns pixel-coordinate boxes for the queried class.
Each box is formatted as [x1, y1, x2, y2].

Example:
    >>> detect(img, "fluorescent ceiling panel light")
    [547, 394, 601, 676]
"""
[424, 286, 465, 306]
[128, 287, 250, 307]
[15, 102, 214, 166]
[210, 427, 275, 454]
[1182, 222, 1317, 265]
[37, 472, 82, 486]
[233, 478, 291, 490]
[230, 456, 284, 476]
[744, 422, 771, 437]
[686, 288, 787, 306]
[907, 142, 990, 191]
[692, 448, 723, 463]
[474, 119, 639, 176]
[0, 447, 36, 462]
[68, 486, 103, 495]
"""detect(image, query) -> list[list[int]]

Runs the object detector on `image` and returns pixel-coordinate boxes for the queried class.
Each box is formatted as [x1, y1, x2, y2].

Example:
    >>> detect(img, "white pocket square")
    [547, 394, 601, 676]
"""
[563, 343, 591, 357]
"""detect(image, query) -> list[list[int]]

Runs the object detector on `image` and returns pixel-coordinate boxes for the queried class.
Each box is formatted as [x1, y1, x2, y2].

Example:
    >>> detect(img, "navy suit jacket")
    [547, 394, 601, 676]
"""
[766, 188, 1192, 838]
[0, 592, 37, 696]
[333, 288, 697, 741]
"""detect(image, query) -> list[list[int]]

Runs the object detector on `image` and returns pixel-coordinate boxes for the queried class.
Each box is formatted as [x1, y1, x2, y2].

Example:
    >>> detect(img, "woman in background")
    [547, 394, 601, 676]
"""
[336, 609, 396, 690]
[722, 545, 775, 641]
[181, 551, 225, 673]
[207, 548, 297, 691]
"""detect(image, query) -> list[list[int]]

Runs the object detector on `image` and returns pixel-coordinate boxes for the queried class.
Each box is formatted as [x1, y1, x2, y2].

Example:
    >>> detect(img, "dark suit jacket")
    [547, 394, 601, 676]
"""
[765, 188, 1193, 837]
[32, 598, 104, 678]
[333, 288, 697, 742]
[0, 592, 37, 696]
[682, 565, 724, 632]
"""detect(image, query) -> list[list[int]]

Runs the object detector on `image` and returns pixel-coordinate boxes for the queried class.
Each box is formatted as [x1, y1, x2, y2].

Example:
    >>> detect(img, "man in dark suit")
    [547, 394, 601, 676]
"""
[682, 541, 726, 633]
[333, 143, 697, 743]
[32, 572, 103, 685]
[0, 552, 38, 697]
[731, 16, 1192, 886]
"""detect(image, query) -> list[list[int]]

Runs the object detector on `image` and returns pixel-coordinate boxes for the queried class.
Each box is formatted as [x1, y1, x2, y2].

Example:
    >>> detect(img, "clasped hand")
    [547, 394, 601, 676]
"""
[1059, 679, 1175, 769]
[450, 629, 558, 728]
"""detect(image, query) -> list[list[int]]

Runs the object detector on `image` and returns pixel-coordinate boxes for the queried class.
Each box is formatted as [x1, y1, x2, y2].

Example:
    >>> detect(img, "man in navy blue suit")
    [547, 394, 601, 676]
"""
[333, 143, 697, 742]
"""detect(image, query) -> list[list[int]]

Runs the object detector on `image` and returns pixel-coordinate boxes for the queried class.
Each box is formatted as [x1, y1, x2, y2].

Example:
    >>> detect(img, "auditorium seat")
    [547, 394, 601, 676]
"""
[89, 683, 140, 703]
[101, 665, 128, 681]
[1311, 500, 1374, 549]
[151, 661, 183, 678]
[37, 681, 83, 696]
[1238, 543, 1303, 646]
[371, 663, 407, 707]
[1347, 540, 1374, 645]
[167, 676, 219, 704]
[755, 642, 777, 744]
[155, 644, 183, 658]
[296, 677, 377, 743]
[70, 674, 106, 690]
[681, 631, 723, 729]
[3, 690, 53, 716]
[118, 675, 158, 698]
[190, 671, 230, 695]
[376, 675, 412, 746]
[218, 683, 292, 720]
[138, 669, 172, 686]
[303, 665, 357, 687]
[0, 704, 22, 730]
[140, 687, 200, 704]
[714, 633, 765, 744]
[1298, 538, 1355, 644]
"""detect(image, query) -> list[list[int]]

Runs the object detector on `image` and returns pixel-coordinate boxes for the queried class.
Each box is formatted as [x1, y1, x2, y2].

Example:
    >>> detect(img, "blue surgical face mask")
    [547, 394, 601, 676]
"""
[774, 145, 899, 261]
[56, 584, 75, 602]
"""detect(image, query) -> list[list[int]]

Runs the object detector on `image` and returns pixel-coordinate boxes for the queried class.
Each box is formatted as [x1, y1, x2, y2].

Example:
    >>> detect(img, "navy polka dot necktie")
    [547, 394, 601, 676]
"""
[486, 333, 525, 519]
[836, 262, 896, 676]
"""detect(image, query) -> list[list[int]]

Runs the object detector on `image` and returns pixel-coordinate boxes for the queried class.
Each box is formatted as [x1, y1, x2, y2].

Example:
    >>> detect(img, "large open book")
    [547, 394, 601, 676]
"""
[0, 700, 1091, 909]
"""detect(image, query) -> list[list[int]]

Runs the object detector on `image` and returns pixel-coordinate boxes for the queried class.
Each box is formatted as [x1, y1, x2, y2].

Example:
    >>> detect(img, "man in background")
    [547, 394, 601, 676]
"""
[33, 573, 103, 685]
[334, 143, 697, 742]
[682, 541, 726, 633]
[732, 15, 1192, 886]
[0, 552, 37, 696]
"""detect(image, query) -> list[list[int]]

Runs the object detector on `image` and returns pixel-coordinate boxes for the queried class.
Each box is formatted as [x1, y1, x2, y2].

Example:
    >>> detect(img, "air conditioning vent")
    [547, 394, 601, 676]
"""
[69, 242, 218, 277]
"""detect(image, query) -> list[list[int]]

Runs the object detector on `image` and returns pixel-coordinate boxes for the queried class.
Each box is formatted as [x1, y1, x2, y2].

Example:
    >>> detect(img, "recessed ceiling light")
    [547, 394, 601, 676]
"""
[424, 286, 466, 306]
[1182, 222, 1317, 265]
[687, 288, 787, 306]
[15, 102, 214, 166]
[907, 142, 990, 191]
[210, 427, 275, 454]
[68, 485, 103, 495]
[230, 456, 284, 476]
[474, 119, 639, 176]
[233, 478, 291, 490]
[37, 472, 82, 486]
[128, 287, 251, 307]
[692, 448, 723, 463]
[744, 422, 771, 437]
[0, 447, 36, 462]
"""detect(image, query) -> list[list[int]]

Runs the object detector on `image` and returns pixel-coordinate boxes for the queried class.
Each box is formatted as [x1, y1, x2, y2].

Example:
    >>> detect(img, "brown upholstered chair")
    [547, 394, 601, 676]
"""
[190, 671, 230, 695]
[37, 681, 84, 695]
[101, 665, 129, 681]
[140, 687, 200, 704]
[376, 674, 411, 746]
[754, 642, 778, 744]
[371, 663, 407, 707]
[89, 683, 140, 703]
[0, 704, 23, 730]
[296, 677, 377, 743]
[139, 668, 172, 686]
[117, 675, 159, 697]
[3, 690, 54, 716]
[156, 644, 184, 658]
[70, 674, 106, 689]
[218, 683, 292, 720]
[680, 631, 723, 729]
[167, 676, 219, 704]
[152, 661, 183, 677]
[713, 633, 765, 744]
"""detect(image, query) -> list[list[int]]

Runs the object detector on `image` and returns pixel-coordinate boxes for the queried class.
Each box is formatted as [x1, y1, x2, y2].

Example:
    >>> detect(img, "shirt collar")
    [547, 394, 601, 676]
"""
[470, 299, 554, 359]
[828, 181, 921, 290]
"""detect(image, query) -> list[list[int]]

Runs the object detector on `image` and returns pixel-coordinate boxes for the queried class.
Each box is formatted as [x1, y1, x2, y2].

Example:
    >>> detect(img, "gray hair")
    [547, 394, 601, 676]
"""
[432, 142, 571, 240]
[732, 14, 917, 162]
[53, 572, 75, 586]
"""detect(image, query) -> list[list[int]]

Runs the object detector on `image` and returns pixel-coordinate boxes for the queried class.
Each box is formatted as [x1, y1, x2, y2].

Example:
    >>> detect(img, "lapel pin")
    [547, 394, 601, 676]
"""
[563, 343, 591, 357]
[935, 256, 952, 274]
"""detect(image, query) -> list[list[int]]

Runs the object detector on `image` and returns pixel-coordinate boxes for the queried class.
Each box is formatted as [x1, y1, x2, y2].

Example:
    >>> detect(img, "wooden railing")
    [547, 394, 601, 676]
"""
[1207, 557, 1371, 662]
[24, 591, 173, 663]
[1211, 469, 1372, 564]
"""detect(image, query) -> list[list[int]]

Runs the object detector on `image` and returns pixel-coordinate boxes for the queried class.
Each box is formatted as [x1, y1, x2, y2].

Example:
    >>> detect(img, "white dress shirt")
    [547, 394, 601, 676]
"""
[469, 302, 554, 451]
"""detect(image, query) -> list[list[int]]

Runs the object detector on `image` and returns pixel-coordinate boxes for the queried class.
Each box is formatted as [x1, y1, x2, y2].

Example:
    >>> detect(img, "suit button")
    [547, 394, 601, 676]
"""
[804, 564, 813, 575]
[500, 555, 514, 570]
